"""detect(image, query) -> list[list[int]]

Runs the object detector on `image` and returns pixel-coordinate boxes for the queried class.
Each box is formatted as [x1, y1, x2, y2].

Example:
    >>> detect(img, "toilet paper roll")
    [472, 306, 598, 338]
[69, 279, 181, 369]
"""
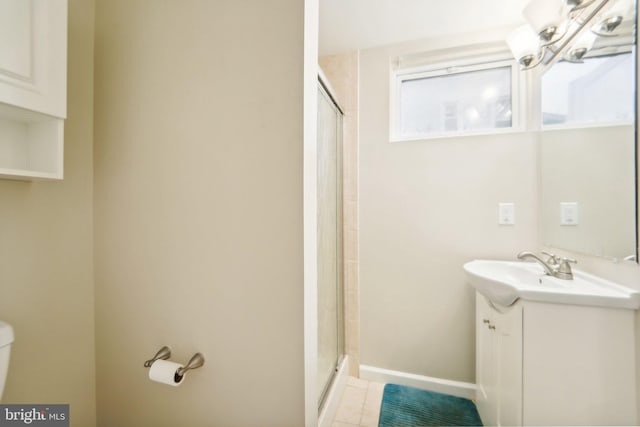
[149, 359, 185, 387]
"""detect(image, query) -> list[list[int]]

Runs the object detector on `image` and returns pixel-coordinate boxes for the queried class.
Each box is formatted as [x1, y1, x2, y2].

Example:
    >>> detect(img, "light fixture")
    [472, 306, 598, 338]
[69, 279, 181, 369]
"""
[506, 25, 543, 67]
[523, 0, 567, 43]
[592, 0, 634, 35]
[507, 0, 632, 69]
[566, 0, 595, 6]
[566, 30, 598, 61]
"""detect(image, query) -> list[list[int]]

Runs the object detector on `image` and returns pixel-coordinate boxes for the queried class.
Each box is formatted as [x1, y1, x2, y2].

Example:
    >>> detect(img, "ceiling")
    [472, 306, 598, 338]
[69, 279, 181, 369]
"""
[319, 0, 531, 56]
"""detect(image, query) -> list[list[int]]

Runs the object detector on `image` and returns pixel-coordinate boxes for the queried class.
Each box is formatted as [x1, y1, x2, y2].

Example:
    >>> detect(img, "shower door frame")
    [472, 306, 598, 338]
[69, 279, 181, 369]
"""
[317, 70, 346, 409]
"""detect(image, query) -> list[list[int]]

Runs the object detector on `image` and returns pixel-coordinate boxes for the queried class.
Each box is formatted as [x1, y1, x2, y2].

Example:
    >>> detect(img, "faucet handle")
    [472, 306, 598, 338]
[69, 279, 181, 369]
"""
[556, 257, 577, 279]
[541, 251, 560, 265]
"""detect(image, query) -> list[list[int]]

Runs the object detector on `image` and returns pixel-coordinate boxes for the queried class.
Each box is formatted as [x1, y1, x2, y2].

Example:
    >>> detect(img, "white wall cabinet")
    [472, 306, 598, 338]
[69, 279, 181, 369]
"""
[0, 0, 67, 180]
[476, 292, 637, 426]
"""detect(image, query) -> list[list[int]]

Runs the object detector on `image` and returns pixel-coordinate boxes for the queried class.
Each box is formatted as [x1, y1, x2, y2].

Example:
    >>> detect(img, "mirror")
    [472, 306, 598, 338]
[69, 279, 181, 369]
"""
[539, 4, 637, 262]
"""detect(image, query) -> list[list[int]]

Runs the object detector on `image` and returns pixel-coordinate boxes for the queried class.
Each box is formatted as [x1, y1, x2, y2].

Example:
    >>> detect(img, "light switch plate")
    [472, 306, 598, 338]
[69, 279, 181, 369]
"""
[499, 202, 515, 225]
[560, 202, 578, 226]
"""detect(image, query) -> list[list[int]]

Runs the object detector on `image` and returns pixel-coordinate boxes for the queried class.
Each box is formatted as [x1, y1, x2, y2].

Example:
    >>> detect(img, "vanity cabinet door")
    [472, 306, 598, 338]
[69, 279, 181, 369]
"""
[476, 293, 523, 427]
[0, 0, 67, 118]
[476, 294, 496, 426]
[494, 300, 522, 427]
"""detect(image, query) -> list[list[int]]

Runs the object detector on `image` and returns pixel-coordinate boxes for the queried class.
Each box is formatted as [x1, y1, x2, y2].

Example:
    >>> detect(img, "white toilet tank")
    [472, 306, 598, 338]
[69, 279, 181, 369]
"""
[0, 321, 14, 402]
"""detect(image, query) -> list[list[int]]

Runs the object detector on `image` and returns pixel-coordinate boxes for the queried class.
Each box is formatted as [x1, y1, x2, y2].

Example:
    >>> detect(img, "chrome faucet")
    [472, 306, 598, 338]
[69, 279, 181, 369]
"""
[517, 251, 576, 280]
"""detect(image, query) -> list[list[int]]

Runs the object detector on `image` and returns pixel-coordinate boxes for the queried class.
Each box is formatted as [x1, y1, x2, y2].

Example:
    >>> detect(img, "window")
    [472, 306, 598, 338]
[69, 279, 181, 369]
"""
[392, 61, 517, 140]
[541, 51, 635, 127]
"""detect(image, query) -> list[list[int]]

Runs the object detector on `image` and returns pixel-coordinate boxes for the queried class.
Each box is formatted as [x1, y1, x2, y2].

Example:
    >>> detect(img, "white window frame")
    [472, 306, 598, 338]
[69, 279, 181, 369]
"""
[390, 56, 526, 142]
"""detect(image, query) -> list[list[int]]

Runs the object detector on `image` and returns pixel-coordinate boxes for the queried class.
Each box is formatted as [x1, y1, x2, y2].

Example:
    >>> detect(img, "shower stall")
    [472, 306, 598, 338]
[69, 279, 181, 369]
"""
[316, 74, 345, 408]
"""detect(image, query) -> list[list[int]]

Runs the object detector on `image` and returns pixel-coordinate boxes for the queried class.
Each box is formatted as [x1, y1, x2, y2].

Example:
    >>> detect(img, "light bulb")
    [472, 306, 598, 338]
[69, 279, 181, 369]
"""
[507, 25, 542, 67]
[593, 0, 634, 34]
[523, 0, 567, 41]
[566, 30, 597, 61]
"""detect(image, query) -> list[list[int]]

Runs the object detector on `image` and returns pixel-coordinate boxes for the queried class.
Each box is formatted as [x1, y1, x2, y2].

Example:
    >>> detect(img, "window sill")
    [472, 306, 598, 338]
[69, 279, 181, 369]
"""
[389, 127, 528, 143]
[542, 120, 634, 131]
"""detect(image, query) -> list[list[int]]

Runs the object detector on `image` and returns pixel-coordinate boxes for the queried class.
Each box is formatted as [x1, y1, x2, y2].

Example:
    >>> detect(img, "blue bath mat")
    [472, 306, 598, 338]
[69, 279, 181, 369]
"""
[378, 384, 483, 426]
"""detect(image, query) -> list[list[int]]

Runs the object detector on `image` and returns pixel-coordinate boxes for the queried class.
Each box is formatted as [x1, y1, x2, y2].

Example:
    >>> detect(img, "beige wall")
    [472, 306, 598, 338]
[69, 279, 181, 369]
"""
[319, 52, 360, 376]
[358, 32, 538, 383]
[93, 1, 307, 426]
[0, 0, 97, 425]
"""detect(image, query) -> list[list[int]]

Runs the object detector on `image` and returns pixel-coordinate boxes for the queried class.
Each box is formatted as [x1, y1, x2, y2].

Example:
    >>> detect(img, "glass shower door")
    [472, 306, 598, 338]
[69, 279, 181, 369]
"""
[317, 83, 344, 407]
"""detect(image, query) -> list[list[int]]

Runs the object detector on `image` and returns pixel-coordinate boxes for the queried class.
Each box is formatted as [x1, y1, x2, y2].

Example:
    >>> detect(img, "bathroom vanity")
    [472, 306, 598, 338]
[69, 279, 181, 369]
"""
[466, 260, 639, 426]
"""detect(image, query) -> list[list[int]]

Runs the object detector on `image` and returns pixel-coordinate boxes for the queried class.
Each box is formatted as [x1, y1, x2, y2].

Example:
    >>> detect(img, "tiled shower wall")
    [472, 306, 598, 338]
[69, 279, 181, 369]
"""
[320, 51, 360, 376]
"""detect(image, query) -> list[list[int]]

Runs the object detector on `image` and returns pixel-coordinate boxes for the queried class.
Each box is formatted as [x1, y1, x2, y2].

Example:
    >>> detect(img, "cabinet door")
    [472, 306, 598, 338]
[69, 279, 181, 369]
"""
[0, 0, 67, 117]
[476, 293, 523, 427]
[495, 302, 523, 427]
[476, 294, 496, 427]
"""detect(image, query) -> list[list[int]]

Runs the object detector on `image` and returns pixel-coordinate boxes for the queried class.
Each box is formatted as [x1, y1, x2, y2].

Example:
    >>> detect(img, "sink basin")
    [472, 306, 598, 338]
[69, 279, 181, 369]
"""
[464, 259, 640, 309]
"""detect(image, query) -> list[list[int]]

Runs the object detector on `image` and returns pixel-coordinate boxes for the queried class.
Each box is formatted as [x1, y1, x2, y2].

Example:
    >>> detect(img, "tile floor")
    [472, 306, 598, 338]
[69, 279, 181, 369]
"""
[331, 377, 385, 427]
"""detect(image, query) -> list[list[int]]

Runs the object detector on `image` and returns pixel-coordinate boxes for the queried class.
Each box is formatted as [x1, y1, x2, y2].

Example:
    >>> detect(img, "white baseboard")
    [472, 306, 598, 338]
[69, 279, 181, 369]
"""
[359, 364, 476, 400]
[318, 355, 350, 427]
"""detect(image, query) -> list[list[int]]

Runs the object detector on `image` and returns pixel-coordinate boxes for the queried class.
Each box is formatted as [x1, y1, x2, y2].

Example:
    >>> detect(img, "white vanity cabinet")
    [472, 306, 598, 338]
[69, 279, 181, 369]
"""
[476, 294, 523, 427]
[0, 0, 67, 180]
[475, 292, 637, 426]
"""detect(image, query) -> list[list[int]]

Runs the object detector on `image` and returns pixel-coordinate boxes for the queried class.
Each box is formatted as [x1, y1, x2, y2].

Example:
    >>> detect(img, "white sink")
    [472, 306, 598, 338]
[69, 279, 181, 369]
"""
[464, 259, 640, 309]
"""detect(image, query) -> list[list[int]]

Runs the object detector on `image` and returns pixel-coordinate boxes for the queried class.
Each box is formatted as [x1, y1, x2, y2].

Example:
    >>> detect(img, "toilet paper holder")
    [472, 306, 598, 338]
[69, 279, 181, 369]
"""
[144, 346, 205, 376]
[176, 353, 205, 377]
[144, 346, 172, 367]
